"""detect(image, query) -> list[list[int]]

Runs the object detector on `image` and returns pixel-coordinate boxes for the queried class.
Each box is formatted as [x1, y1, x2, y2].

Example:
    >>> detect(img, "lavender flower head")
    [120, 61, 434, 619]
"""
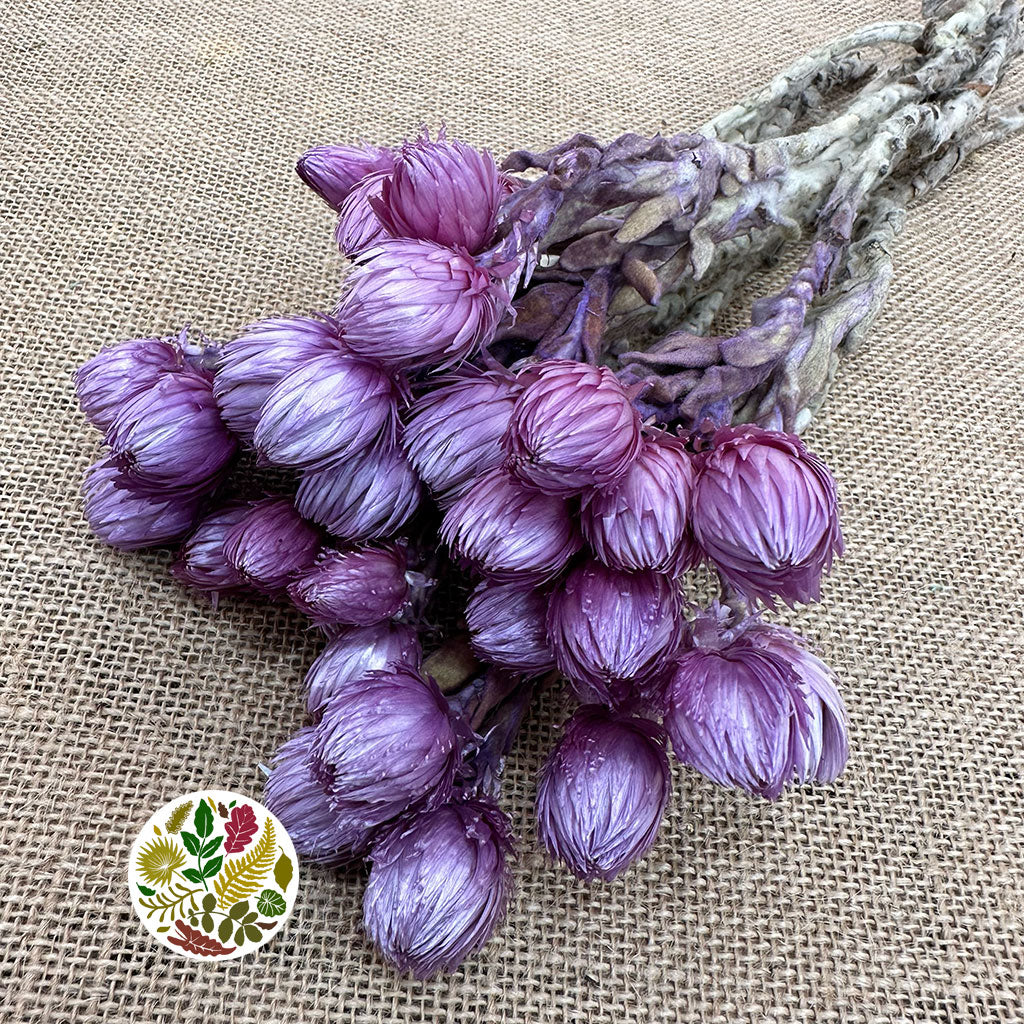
[296, 142, 395, 210]
[537, 705, 670, 881]
[466, 580, 555, 676]
[336, 172, 392, 256]
[691, 425, 844, 607]
[504, 360, 643, 496]
[440, 468, 581, 582]
[288, 546, 410, 627]
[170, 504, 249, 602]
[546, 561, 683, 710]
[363, 797, 514, 978]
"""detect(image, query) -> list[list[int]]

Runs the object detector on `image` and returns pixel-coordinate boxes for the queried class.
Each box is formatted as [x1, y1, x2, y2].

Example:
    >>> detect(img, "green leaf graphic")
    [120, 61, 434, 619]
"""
[202, 893, 216, 912]
[243, 925, 262, 942]
[156, 926, 170, 934]
[256, 889, 287, 917]
[218, 917, 233, 942]
[201, 913, 214, 933]
[200, 837, 223, 859]
[137, 884, 156, 897]
[229, 900, 249, 920]
[202, 855, 223, 879]
[165, 800, 193, 835]
[181, 832, 201, 856]
[273, 853, 293, 891]
[182, 868, 204, 884]
[194, 801, 214, 839]
[137, 883, 201, 923]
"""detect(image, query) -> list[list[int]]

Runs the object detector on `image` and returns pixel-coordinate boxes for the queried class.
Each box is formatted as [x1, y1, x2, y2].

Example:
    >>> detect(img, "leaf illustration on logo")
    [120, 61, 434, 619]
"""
[138, 883, 202, 923]
[137, 884, 156, 897]
[217, 801, 229, 818]
[224, 805, 258, 853]
[273, 852, 293, 891]
[194, 800, 214, 839]
[167, 920, 236, 957]
[213, 818, 276, 909]
[137, 836, 187, 887]
[256, 889, 287, 917]
[165, 800, 193, 834]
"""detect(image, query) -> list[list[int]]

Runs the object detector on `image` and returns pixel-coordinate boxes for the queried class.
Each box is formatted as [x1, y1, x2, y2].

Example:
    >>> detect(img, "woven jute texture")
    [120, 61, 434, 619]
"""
[3, 0, 1024, 1020]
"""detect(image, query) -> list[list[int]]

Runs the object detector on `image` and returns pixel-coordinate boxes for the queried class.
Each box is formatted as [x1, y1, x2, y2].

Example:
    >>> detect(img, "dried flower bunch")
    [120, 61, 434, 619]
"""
[76, 0, 1022, 977]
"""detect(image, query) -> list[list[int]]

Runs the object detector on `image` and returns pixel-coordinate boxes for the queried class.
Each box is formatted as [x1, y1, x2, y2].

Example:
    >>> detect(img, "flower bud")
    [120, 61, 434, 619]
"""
[83, 456, 200, 550]
[546, 561, 683, 710]
[537, 706, 669, 881]
[288, 546, 409, 627]
[107, 370, 236, 493]
[296, 142, 395, 210]
[213, 315, 343, 441]
[338, 239, 508, 372]
[363, 797, 514, 978]
[465, 580, 555, 676]
[504, 360, 643, 496]
[582, 430, 697, 575]
[305, 622, 423, 716]
[335, 171, 393, 255]
[295, 444, 421, 542]
[170, 504, 249, 601]
[440, 468, 581, 583]
[75, 337, 183, 431]
[308, 668, 461, 849]
[222, 497, 321, 594]
[691, 425, 844, 607]
[374, 135, 502, 253]
[252, 350, 398, 471]
[402, 371, 519, 503]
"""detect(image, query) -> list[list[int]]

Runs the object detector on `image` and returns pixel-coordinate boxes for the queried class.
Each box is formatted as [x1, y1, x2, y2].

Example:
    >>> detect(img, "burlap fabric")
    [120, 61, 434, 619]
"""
[3, 0, 1023, 1020]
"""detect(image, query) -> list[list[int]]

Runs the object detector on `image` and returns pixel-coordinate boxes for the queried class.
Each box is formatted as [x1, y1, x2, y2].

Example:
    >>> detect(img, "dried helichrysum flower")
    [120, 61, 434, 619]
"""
[546, 560, 683, 710]
[75, 337, 183, 432]
[295, 445, 421, 542]
[440, 468, 581, 583]
[374, 135, 503, 254]
[363, 797, 514, 978]
[465, 580, 555, 676]
[213, 315, 344, 441]
[690, 425, 844, 607]
[582, 429, 697, 575]
[221, 497, 321, 595]
[106, 370, 236, 494]
[402, 371, 519, 504]
[308, 668, 461, 850]
[170, 504, 249, 601]
[288, 546, 410, 628]
[338, 239, 508, 372]
[336, 171, 392, 256]
[536, 705, 670, 881]
[252, 350, 398, 471]
[504, 360, 643, 496]
[83, 456, 200, 550]
[296, 142, 396, 210]
[305, 622, 423, 717]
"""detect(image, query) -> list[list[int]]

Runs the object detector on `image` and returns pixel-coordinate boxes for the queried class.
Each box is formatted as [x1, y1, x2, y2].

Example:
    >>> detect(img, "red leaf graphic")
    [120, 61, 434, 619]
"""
[167, 920, 236, 957]
[223, 804, 259, 853]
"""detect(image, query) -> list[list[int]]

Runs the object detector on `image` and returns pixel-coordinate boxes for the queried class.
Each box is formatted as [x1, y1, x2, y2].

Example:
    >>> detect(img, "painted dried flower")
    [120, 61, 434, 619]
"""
[296, 142, 395, 210]
[546, 561, 683, 710]
[504, 360, 643, 496]
[213, 315, 344, 441]
[338, 239, 508, 372]
[363, 797, 514, 978]
[170, 504, 249, 602]
[691, 425, 844, 607]
[440, 468, 581, 582]
[537, 705, 670, 881]
[252, 350, 398, 471]
[295, 444, 421, 542]
[288, 546, 410, 627]
[336, 171, 392, 256]
[582, 429, 697, 575]
[402, 370, 519, 503]
[222, 497, 321, 595]
[465, 580, 555, 676]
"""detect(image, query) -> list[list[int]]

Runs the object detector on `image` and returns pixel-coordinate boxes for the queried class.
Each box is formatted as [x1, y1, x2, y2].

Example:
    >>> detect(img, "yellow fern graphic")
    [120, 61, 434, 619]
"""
[213, 817, 276, 908]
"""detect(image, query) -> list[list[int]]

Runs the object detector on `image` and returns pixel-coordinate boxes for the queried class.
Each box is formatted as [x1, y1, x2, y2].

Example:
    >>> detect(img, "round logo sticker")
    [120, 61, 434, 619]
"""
[128, 789, 299, 960]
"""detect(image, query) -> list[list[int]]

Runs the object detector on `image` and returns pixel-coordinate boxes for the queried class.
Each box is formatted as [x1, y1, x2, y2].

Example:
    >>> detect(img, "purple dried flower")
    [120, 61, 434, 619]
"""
[296, 142, 395, 210]
[222, 497, 321, 594]
[308, 667, 461, 850]
[252, 350, 399, 471]
[466, 580, 555, 676]
[106, 370, 236, 494]
[537, 705, 670, 881]
[546, 560, 683, 710]
[440, 468, 581, 583]
[582, 429, 697, 575]
[75, 337, 183, 431]
[288, 546, 410, 627]
[305, 622, 423, 716]
[402, 370, 519, 504]
[170, 504, 249, 601]
[504, 360, 643, 496]
[691, 425, 844, 607]
[213, 315, 344, 441]
[363, 797, 514, 978]
[83, 456, 200, 550]
[336, 171, 392, 256]
[295, 445, 421, 542]
[374, 135, 503, 253]
[338, 239, 508, 372]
